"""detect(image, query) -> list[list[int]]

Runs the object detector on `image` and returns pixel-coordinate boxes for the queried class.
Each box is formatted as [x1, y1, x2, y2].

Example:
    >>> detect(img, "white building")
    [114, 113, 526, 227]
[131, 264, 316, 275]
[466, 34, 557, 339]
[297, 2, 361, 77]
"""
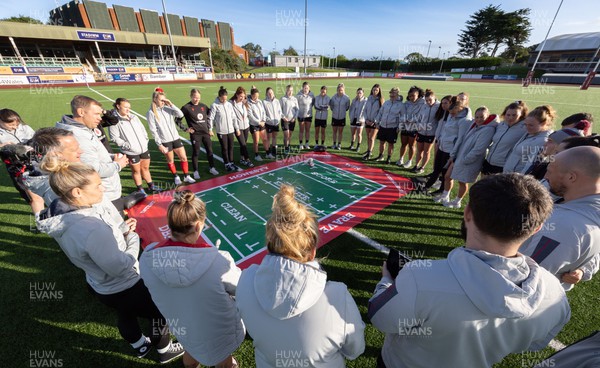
[273, 55, 321, 68]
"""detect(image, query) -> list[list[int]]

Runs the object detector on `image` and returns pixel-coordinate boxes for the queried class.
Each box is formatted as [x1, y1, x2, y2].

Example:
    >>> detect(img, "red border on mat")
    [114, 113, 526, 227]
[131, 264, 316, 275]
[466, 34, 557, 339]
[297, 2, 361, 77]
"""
[128, 152, 411, 269]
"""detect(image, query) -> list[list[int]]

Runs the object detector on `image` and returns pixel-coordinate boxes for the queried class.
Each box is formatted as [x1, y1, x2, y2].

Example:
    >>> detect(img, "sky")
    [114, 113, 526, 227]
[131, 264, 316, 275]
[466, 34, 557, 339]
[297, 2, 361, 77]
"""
[1, 0, 599, 60]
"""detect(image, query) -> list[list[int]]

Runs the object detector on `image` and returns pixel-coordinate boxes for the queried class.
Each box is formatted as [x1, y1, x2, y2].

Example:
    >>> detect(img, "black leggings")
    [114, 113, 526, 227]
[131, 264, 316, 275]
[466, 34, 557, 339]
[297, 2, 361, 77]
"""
[217, 133, 235, 164]
[235, 128, 250, 159]
[93, 279, 170, 348]
[191, 133, 215, 170]
[425, 148, 451, 189]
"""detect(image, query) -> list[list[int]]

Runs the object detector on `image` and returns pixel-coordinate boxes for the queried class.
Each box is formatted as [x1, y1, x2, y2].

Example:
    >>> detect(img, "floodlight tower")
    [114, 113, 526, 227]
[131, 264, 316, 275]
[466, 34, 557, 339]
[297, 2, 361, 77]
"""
[161, 0, 178, 68]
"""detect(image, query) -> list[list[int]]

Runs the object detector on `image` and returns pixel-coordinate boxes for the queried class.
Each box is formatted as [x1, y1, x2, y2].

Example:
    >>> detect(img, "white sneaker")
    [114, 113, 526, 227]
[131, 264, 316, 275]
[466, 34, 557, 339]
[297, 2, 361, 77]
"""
[209, 167, 219, 175]
[193, 171, 201, 180]
[403, 160, 413, 168]
[265, 153, 275, 159]
[433, 194, 449, 203]
[299, 144, 305, 150]
[255, 154, 263, 161]
[183, 175, 196, 184]
[173, 176, 182, 185]
[444, 198, 462, 208]
[305, 144, 311, 149]
[395, 160, 404, 167]
[233, 165, 243, 172]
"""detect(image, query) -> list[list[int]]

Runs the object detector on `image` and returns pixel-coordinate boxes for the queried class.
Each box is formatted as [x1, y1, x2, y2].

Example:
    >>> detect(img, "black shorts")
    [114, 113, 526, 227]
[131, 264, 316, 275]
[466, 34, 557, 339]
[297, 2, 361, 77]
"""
[365, 120, 378, 130]
[299, 117, 312, 124]
[401, 130, 418, 138]
[315, 119, 327, 128]
[266, 124, 280, 134]
[350, 118, 364, 127]
[161, 139, 184, 151]
[281, 119, 296, 132]
[416, 134, 435, 144]
[481, 159, 504, 175]
[249, 125, 265, 134]
[377, 127, 398, 143]
[127, 150, 151, 164]
[332, 118, 346, 127]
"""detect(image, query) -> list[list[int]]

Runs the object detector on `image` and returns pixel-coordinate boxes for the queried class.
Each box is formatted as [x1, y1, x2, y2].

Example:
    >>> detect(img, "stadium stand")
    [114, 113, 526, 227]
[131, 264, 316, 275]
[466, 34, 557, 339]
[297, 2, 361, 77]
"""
[528, 32, 600, 74]
[0, 0, 248, 85]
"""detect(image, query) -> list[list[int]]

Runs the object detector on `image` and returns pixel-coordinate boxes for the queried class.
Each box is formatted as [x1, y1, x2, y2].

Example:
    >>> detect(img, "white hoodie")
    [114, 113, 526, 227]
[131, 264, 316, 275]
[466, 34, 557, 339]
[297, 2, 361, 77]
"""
[140, 241, 245, 366]
[236, 254, 365, 367]
[369, 247, 570, 368]
[520, 194, 600, 290]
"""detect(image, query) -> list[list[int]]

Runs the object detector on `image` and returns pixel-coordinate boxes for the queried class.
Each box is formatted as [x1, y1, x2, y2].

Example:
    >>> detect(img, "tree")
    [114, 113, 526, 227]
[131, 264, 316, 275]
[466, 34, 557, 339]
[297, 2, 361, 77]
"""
[404, 52, 425, 63]
[457, 5, 500, 58]
[1, 15, 43, 24]
[283, 46, 298, 56]
[208, 48, 247, 73]
[241, 43, 263, 59]
[488, 8, 531, 57]
[457, 5, 531, 58]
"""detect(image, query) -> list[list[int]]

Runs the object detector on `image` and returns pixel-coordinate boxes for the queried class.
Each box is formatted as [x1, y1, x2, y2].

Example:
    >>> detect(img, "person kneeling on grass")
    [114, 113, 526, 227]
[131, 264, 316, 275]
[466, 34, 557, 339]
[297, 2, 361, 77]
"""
[236, 184, 365, 367]
[140, 190, 244, 368]
[369, 173, 570, 368]
[36, 157, 184, 364]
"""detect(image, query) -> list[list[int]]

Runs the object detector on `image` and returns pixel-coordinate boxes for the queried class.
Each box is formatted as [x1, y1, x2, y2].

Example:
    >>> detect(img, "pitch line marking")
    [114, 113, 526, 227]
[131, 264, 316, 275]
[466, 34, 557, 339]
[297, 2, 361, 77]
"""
[204, 218, 243, 258]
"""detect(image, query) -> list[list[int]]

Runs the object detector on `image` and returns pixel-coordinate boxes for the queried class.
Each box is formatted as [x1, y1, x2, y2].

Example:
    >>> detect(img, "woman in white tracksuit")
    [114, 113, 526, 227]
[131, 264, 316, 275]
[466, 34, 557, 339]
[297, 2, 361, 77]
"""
[209, 86, 241, 172]
[348, 87, 367, 152]
[374, 87, 404, 165]
[503, 105, 555, 174]
[36, 159, 183, 363]
[446, 107, 498, 209]
[248, 87, 270, 160]
[296, 81, 314, 149]
[313, 86, 330, 147]
[328, 83, 351, 150]
[398, 86, 425, 168]
[412, 89, 440, 173]
[236, 184, 365, 368]
[280, 85, 299, 153]
[481, 101, 528, 176]
[146, 89, 195, 186]
[230, 86, 253, 168]
[140, 190, 244, 368]
[433, 98, 471, 205]
[263, 87, 283, 158]
[362, 84, 384, 160]
[110, 98, 160, 194]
